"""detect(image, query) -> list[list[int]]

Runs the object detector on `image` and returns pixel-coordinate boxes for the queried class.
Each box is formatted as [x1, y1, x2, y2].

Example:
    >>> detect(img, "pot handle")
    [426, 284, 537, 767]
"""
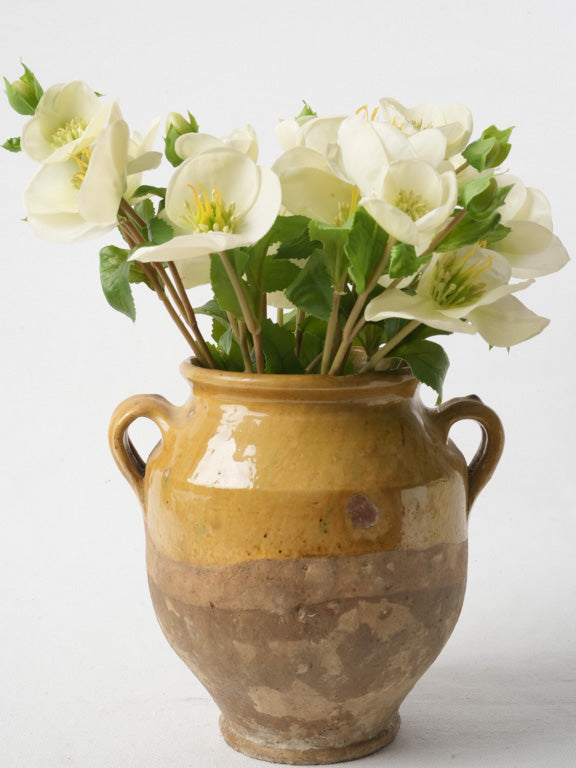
[109, 394, 177, 507]
[433, 395, 505, 515]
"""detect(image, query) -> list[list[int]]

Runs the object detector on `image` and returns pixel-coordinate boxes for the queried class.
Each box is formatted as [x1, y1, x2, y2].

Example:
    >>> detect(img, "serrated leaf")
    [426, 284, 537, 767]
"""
[344, 207, 389, 292]
[393, 338, 450, 401]
[285, 250, 333, 321]
[133, 198, 155, 223]
[262, 256, 301, 292]
[268, 214, 312, 244]
[147, 217, 173, 244]
[210, 253, 244, 318]
[435, 212, 505, 251]
[260, 318, 304, 373]
[99, 246, 136, 321]
[388, 242, 419, 279]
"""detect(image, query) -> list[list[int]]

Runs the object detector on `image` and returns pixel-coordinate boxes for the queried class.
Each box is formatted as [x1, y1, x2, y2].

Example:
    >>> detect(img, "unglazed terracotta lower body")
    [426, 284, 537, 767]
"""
[146, 538, 467, 765]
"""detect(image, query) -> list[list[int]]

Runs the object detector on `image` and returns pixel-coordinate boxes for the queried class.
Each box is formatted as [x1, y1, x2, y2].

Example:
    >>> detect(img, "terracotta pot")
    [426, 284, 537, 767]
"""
[109, 359, 504, 765]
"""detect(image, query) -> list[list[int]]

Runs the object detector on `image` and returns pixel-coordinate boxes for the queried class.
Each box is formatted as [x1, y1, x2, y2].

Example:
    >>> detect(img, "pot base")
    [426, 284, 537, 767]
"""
[219, 713, 401, 765]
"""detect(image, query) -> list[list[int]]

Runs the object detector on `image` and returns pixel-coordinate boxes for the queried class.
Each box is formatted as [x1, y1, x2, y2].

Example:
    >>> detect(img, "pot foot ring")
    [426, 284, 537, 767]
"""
[219, 713, 401, 765]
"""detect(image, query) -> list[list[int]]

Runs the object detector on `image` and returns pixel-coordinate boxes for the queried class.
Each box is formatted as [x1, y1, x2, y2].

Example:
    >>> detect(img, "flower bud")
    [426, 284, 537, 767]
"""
[164, 110, 199, 167]
[3, 63, 43, 116]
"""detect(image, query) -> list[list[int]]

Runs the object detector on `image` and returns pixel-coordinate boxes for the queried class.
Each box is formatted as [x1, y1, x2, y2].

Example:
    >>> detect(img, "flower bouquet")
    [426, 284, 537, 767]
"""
[4, 63, 569, 398]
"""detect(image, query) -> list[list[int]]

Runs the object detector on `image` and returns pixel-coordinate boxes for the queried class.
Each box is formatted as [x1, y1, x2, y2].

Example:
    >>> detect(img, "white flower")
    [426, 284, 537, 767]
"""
[378, 98, 473, 157]
[330, 114, 449, 196]
[276, 114, 345, 154]
[272, 146, 359, 225]
[361, 158, 458, 253]
[176, 124, 258, 162]
[131, 147, 281, 264]
[125, 119, 163, 200]
[23, 107, 130, 242]
[21, 80, 113, 163]
[494, 175, 569, 278]
[365, 245, 549, 346]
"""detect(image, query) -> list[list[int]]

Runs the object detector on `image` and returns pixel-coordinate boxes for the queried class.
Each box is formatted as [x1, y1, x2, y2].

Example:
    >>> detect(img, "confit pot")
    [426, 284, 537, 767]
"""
[109, 359, 504, 765]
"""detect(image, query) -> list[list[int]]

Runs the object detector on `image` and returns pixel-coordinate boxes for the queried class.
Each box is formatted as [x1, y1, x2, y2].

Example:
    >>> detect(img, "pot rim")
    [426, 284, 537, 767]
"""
[180, 357, 419, 401]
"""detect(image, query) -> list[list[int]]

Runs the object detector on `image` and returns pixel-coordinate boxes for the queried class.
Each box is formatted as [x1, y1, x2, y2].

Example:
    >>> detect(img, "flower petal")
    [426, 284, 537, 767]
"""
[469, 295, 549, 346]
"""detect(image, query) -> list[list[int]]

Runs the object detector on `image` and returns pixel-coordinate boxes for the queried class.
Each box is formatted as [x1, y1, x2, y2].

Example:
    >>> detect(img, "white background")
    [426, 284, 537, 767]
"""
[1, 1, 575, 766]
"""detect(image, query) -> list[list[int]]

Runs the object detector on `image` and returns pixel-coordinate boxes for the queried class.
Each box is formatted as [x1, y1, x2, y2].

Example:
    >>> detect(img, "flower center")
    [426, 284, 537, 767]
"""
[70, 147, 93, 189]
[185, 183, 237, 233]
[394, 189, 429, 221]
[51, 117, 88, 149]
[431, 245, 492, 308]
[335, 185, 360, 226]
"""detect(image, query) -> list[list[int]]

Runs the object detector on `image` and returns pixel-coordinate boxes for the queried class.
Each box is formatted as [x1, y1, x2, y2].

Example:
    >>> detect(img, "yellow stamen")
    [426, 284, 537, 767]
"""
[70, 147, 93, 189]
[186, 182, 236, 233]
[355, 105, 379, 122]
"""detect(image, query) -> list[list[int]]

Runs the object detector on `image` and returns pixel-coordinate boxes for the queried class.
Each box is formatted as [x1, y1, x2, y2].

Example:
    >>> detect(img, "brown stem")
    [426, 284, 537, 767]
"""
[139, 262, 204, 359]
[294, 309, 305, 359]
[219, 251, 265, 374]
[328, 237, 396, 375]
[227, 314, 253, 372]
[359, 319, 421, 373]
[167, 262, 217, 368]
[321, 281, 345, 374]
[421, 209, 467, 257]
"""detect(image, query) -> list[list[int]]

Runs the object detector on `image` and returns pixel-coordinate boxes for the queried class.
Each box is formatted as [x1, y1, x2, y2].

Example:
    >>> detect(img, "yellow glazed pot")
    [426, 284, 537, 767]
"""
[109, 359, 504, 765]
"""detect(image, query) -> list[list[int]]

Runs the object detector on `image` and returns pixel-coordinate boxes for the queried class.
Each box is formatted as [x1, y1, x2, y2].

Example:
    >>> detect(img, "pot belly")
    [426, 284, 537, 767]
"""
[146, 537, 467, 764]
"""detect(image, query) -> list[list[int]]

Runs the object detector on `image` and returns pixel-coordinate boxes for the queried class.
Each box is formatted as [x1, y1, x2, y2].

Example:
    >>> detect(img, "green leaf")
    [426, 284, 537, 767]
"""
[2, 136, 21, 152]
[133, 198, 155, 223]
[147, 216, 173, 245]
[388, 242, 419, 279]
[393, 339, 450, 402]
[210, 253, 246, 318]
[285, 250, 333, 321]
[435, 212, 507, 252]
[260, 318, 304, 373]
[131, 184, 167, 199]
[275, 228, 319, 261]
[268, 214, 312, 244]
[462, 125, 513, 171]
[196, 298, 229, 322]
[99, 246, 136, 321]
[344, 207, 389, 292]
[262, 256, 301, 293]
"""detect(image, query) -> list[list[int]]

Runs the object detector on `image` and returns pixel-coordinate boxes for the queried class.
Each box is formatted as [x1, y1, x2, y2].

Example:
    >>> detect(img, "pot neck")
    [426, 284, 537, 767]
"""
[180, 358, 419, 403]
